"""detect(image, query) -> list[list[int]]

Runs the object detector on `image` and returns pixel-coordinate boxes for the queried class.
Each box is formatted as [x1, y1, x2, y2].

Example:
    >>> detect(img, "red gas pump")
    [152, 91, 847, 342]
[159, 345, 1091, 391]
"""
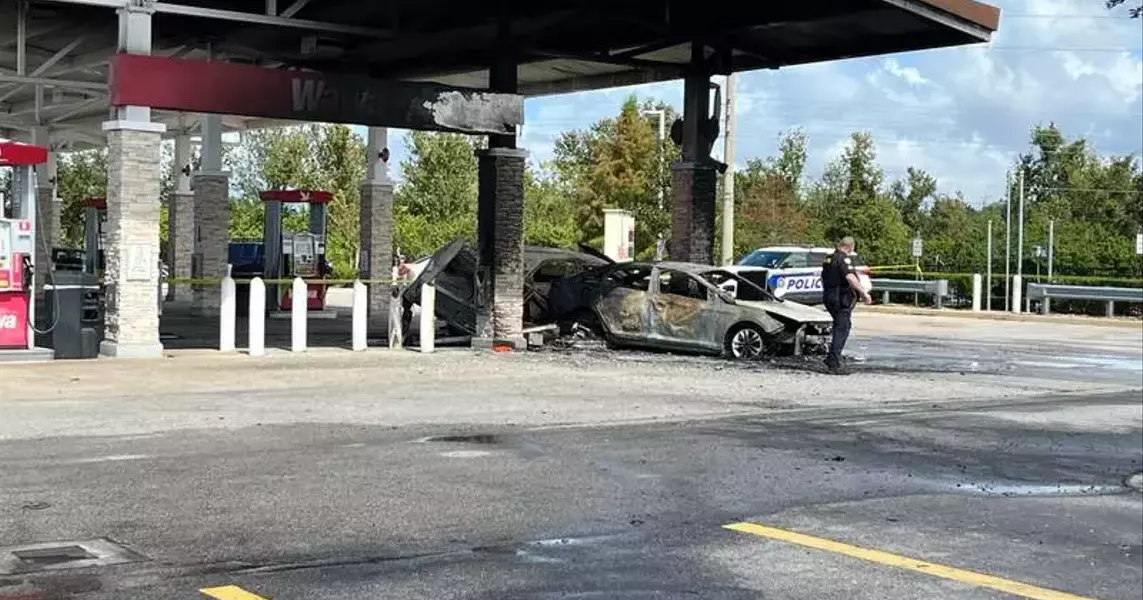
[0, 141, 48, 351]
[259, 189, 334, 312]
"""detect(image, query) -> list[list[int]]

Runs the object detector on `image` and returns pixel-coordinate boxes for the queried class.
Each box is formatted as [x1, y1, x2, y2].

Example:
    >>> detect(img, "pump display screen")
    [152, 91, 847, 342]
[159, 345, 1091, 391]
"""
[291, 233, 318, 277]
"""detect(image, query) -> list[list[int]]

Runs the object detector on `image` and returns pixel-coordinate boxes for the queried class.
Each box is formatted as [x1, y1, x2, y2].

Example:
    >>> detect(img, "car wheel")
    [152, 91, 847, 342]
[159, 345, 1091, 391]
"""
[726, 324, 768, 361]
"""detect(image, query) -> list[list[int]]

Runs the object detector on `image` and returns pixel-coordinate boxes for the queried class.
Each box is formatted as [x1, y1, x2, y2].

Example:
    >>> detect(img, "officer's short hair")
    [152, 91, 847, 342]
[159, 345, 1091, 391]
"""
[838, 236, 855, 248]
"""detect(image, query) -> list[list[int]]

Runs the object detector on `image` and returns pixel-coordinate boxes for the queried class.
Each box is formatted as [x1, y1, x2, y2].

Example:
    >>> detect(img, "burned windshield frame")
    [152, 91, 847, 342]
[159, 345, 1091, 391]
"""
[699, 270, 776, 302]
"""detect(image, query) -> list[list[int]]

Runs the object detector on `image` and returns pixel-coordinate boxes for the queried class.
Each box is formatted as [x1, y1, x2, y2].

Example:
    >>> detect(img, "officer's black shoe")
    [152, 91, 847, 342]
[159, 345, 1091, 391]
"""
[824, 360, 850, 375]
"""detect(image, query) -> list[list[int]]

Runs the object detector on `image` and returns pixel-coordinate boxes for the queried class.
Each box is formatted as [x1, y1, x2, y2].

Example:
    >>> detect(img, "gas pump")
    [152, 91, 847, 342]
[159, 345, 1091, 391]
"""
[260, 189, 333, 312]
[82, 196, 106, 276]
[0, 141, 48, 351]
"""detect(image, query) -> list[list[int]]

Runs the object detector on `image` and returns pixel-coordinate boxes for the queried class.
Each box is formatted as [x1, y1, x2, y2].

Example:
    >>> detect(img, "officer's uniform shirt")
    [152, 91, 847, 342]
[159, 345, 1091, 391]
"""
[821, 249, 857, 306]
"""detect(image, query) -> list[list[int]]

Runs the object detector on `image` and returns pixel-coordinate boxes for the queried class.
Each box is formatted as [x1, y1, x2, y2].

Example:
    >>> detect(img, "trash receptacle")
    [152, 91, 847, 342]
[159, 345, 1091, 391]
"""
[42, 271, 103, 359]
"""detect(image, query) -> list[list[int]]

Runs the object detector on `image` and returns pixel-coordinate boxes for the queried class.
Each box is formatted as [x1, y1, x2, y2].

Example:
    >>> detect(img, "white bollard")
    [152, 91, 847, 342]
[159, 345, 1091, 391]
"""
[419, 282, 436, 354]
[291, 277, 307, 352]
[219, 266, 236, 352]
[248, 277, 266, 357]
[352, 279, 367, 351]
[1011, 274, 1023, 314]
[971, 274, 982, 312]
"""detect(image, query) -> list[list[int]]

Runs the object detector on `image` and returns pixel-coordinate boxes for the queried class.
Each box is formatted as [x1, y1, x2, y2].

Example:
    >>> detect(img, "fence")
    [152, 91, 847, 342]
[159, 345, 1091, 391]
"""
[1026, 283, 1143, 317]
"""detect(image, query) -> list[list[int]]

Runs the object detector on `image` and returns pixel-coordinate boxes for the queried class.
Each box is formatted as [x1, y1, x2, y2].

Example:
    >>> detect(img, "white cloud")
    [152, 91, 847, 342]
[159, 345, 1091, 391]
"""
[508, 0, 1142, 206]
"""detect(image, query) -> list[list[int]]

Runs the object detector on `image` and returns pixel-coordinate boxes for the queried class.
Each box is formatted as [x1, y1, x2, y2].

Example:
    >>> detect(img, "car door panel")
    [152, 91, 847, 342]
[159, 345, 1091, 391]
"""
[595, 286, 649, 342]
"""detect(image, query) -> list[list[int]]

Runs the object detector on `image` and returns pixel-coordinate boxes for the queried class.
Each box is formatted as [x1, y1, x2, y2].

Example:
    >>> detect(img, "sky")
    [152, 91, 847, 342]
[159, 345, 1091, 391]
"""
[369, 0, 1143, 207]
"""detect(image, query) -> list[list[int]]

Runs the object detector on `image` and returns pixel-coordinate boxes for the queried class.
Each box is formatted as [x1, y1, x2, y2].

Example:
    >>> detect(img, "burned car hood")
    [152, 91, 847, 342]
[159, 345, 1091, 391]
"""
[736, 299, 833, 323]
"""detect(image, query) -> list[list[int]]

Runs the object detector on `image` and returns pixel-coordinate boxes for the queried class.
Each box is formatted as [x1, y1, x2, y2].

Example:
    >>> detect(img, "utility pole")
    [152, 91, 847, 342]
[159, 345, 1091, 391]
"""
[1004, 171, 1011, 312]
[720, 73, 737, 266]
[1047, 219, 1054, 281]
[986, 219, 993, 311]
[1017, 168, 1025, 277]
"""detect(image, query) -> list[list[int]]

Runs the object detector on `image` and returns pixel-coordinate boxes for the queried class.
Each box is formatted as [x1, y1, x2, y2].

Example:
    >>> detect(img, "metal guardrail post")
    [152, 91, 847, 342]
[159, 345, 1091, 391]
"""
[1107, 301, 1115, 318]
[248, 277, 265, 356]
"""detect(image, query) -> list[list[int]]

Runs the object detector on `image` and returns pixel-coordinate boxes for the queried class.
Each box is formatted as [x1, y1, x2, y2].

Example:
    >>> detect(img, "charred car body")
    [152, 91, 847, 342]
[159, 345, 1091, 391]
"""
[548, 261, 833, 359]
[401, 239, 611, 340]
[403, 240, 834, 359]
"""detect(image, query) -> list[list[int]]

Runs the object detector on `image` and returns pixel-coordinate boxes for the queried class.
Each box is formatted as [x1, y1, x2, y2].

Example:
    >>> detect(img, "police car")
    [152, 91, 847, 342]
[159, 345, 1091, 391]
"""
[721, 245, 873, 305]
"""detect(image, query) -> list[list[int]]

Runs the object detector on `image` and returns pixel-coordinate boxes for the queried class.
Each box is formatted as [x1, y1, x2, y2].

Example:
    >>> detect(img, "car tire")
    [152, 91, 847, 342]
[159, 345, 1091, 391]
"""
[725, 324, 769, 361]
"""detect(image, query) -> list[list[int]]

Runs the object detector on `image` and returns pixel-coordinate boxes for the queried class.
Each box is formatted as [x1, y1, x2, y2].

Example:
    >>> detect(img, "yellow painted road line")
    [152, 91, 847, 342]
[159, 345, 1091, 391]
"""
[724, 522, 1099, 600]
[200, 585, 269, 600]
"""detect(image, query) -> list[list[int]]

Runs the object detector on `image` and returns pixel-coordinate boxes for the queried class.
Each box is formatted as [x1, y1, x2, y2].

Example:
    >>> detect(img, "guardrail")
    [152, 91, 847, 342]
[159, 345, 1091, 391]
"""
[871, 278, 951, 308]
[216, 273, 437, 355]
[1026, 283, 1143, 316]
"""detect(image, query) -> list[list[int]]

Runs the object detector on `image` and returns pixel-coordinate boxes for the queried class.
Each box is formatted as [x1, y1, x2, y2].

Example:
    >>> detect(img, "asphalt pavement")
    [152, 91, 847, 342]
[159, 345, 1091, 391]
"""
[1, 390, 1140, 599]
[0, 313, 1140, 599]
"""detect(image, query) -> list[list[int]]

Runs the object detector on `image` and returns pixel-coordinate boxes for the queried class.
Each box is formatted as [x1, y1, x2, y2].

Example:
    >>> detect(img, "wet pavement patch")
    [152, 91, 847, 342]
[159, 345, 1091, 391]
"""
[423, 434, 501, 445]
[0, 539, 144, 575]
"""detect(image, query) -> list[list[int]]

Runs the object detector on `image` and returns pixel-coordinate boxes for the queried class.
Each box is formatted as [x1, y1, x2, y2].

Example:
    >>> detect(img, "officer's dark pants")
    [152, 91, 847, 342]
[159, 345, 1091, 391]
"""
[824, 295, 854, 368]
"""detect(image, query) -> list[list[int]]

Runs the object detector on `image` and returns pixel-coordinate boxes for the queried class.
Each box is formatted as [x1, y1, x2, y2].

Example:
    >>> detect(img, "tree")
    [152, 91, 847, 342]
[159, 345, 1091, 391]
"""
[228, 124, 366, 277]
[889, 167, 937, 234]
[1014, 123, 1142, 277]
[1106, 0, 1142, 18]
[731, 129, 812, 255]
[550, 95, 677, 257]
[392, 130, 480, 259]
[55, 149, 108, 247]
[524, 167, 578, 248]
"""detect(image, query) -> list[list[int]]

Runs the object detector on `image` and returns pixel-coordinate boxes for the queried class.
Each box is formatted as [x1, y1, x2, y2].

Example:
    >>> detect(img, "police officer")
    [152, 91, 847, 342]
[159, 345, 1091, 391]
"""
[821, 236, 872, 373]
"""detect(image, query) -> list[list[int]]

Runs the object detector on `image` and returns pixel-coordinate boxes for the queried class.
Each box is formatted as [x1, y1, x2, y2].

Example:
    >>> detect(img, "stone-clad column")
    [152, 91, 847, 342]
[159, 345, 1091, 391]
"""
[669, 163, 718, 265]
[99, 120, 166, 358]
[669, 41, 718, 265]
[191, 172, 229, 314]
[168, 128, 193, 302]
[360, 127, 394, 331]
[473, 147, 528, 348]
[99, 0, 165, 358]
[191, 113, 229, 315]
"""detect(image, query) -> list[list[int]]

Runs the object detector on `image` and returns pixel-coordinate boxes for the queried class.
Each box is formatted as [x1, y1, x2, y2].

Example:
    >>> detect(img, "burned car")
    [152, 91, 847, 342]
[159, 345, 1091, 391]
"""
[401, 239, 612, 340]
[547, 261, 834, 359]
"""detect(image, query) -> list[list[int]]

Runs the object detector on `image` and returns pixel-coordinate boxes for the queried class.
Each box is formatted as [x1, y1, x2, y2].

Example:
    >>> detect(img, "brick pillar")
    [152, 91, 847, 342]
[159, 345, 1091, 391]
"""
[474, 148, 527, 348]
[359, 182, 394, 330]
[669, 162, 718, 265]
[33, 186, 58, 294]
[168, 191, 194, 303]
[100, 121, 166, 358]
[191, 173, 229, 315]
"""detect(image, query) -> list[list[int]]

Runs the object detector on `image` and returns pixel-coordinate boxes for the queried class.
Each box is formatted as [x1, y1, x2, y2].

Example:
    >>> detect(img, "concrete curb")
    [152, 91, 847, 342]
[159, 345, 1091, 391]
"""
[859, 305, 1142, 329]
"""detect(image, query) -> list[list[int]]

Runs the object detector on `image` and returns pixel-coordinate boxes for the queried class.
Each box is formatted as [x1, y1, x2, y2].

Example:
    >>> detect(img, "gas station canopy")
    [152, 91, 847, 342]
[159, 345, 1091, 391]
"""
[0, 0, 999, 148]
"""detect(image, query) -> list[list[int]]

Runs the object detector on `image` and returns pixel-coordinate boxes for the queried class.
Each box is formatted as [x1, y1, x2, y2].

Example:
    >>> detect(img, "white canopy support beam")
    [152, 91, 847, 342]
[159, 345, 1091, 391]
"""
[39, 0, 392, 38]
[0, 73, 107, 91]
[16, 0, 28, 75]
[0, 22, 71, 50]
[279, 0, 314, 19]
[0, 35, 89, 103]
